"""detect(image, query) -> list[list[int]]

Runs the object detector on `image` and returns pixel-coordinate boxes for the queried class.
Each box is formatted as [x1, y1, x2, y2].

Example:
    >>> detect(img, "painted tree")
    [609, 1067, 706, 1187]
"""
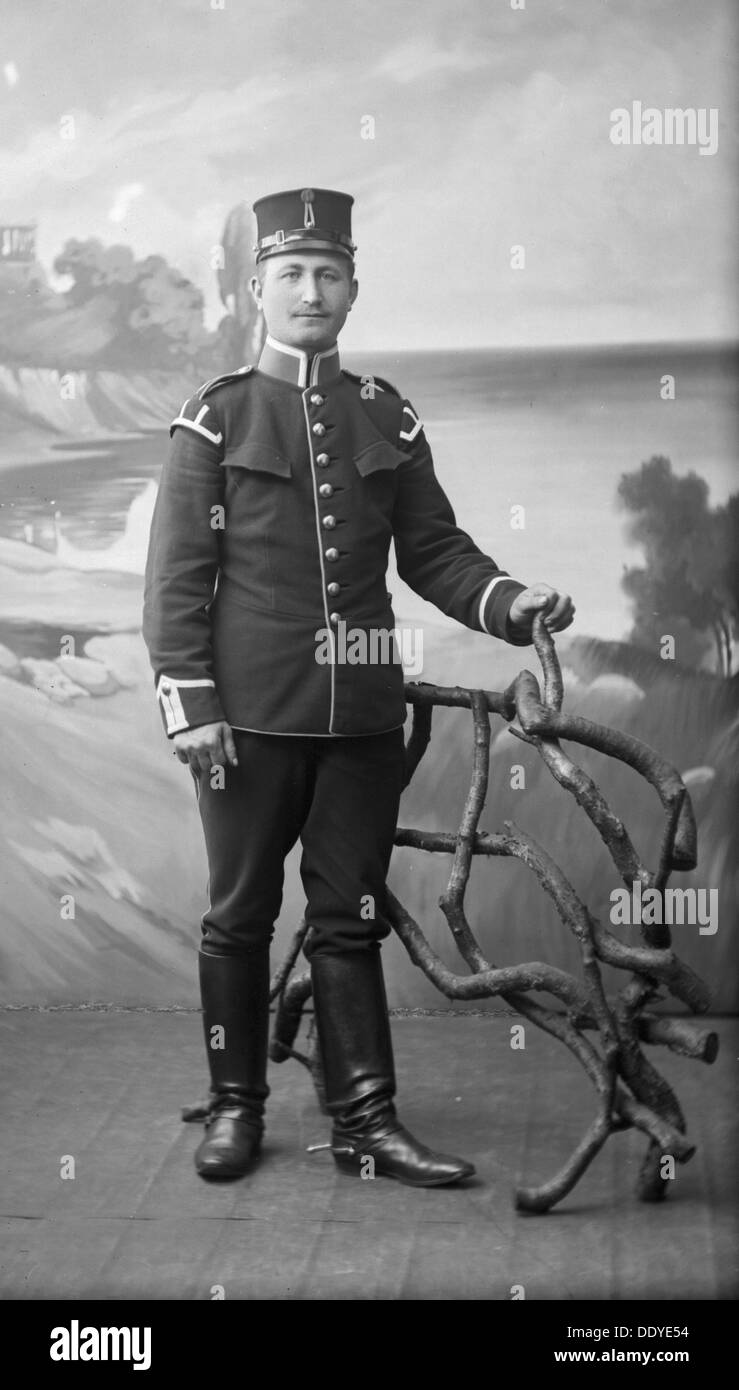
[618, 455, 737, 676]
[217, 203, 266, 364]
[53, 239, 210, 368]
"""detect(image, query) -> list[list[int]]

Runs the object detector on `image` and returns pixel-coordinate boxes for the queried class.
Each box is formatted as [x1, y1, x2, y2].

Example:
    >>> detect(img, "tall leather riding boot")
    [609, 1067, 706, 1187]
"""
[194, 948, 271, 1180]
[310, 949, 475, 1187]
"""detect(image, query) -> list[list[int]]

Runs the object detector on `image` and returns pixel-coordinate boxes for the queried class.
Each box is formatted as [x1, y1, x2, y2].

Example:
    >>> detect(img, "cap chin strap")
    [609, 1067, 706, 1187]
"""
[254, 227, 356, 258]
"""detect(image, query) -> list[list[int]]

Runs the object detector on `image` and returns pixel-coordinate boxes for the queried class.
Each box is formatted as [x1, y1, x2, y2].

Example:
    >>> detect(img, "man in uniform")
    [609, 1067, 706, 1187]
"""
[143, 187, 574, 1188]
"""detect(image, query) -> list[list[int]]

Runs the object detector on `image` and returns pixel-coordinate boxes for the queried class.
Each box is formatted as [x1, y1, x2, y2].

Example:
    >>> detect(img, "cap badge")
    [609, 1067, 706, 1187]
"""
[301, 188, 316, 228]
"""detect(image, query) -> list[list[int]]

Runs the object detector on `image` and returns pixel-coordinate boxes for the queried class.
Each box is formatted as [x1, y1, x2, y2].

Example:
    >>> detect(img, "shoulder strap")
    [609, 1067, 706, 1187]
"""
[341, 368, 402, 398]
[198, 364, 254, 400]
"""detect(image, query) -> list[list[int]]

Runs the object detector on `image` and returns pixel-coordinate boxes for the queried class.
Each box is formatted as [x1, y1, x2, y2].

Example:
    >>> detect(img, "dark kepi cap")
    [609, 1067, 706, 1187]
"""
[252, 187, 355, 263]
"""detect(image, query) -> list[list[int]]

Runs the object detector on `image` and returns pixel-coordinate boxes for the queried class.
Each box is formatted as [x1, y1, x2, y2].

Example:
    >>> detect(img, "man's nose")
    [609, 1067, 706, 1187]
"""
[300, 278, 322, 302]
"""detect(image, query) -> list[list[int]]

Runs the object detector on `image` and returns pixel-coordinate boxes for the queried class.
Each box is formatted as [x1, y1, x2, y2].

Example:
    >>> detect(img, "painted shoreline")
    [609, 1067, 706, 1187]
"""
[0, 426, 154, 475]
[0, 361, 190, 475]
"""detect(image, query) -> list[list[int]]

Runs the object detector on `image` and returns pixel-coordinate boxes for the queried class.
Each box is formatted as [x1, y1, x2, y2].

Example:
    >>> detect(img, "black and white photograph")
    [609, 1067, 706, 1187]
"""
[1, 0, 737, 1334]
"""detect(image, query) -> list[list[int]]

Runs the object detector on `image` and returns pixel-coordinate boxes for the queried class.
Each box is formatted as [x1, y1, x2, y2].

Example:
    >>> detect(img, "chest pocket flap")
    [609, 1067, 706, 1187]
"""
[222, 442, 292, 477]
[353, 439, 411, 477]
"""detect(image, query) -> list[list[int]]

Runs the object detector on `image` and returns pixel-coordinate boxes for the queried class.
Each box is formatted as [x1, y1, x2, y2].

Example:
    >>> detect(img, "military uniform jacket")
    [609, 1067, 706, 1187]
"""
[142, 336, 528, 739]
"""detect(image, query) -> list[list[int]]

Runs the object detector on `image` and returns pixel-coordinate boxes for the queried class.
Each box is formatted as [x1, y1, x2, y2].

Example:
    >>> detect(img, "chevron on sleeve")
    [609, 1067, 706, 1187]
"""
[169, 366, 255, 440]
[399, 401, 423, 442]
[169, 396, 224, 443]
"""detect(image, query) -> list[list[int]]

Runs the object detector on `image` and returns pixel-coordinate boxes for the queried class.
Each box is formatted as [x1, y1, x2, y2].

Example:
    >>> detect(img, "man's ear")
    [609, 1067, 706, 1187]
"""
[349, 277, 359, 308]
[248, 274, 262, 310]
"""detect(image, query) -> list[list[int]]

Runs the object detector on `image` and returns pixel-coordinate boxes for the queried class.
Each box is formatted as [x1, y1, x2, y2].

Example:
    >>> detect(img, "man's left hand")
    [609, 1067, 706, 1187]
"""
[508, 583, 575, 638]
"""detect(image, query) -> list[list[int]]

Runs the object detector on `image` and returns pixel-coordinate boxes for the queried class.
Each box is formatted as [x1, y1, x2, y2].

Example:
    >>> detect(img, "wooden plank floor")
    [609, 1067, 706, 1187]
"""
[2, 1011, 737, 1301]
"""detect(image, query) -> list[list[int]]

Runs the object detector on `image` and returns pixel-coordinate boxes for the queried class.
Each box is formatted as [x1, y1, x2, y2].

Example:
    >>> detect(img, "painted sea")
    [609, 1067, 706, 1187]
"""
[0, 342, 736, 649]
[377, 341, 738, 642]
[0, 341, 736, 1010]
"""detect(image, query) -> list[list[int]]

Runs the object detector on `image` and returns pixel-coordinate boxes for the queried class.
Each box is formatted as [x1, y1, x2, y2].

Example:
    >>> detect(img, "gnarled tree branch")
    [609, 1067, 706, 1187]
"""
[270, 616, 716, 1212]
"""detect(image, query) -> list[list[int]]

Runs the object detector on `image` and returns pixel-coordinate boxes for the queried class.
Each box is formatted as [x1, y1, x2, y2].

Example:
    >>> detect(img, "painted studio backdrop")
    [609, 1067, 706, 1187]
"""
[0, 0, 736, 1010]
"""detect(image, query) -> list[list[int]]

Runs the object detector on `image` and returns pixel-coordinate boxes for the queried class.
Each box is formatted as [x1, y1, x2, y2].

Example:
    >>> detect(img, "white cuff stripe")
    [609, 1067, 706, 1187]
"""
[156, 677, 216, 735]
[157, 678, 217, 689]
[161, 685, 184, 733]
[478, 575, 514, 634]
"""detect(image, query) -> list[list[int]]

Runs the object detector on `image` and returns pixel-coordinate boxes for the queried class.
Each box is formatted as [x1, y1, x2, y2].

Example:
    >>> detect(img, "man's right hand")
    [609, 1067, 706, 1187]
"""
[173, 721, 239, 773]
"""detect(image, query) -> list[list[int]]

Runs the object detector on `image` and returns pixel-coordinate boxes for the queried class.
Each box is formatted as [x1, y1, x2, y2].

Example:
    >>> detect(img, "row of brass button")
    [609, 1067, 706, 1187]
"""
[309, 393, 342, 624]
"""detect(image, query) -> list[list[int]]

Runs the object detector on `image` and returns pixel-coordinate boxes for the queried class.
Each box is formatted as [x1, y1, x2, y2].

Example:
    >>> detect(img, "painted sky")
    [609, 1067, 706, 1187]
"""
[1, 0, 736, 349]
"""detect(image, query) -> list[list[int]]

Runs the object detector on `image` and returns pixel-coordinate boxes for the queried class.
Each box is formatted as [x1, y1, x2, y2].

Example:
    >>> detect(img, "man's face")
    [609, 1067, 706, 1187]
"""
[250, 251, 358, 352]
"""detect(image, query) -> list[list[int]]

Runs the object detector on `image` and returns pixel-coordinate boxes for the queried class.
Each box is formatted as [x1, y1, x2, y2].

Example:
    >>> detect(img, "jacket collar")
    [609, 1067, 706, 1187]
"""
[257, 334, 341, 389]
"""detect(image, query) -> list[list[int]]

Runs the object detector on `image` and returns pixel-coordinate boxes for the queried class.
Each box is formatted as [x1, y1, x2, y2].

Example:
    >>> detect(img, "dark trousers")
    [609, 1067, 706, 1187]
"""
[192, 726, 406, 959]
